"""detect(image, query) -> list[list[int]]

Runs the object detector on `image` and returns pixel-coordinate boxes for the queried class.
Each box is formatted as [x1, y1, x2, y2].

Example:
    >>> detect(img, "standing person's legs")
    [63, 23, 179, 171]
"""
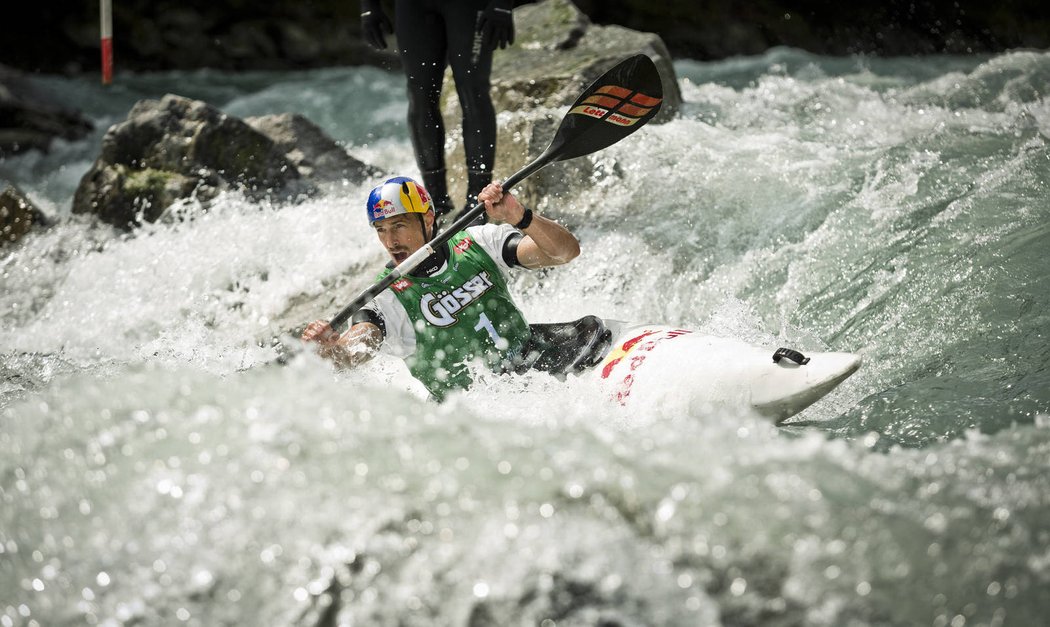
[443, 0, 497, 216]
[395, 0, 454, 215]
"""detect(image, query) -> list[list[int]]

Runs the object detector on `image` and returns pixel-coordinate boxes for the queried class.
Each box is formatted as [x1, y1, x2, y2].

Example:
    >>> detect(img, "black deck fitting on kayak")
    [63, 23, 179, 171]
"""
[773, 347, 810, 365]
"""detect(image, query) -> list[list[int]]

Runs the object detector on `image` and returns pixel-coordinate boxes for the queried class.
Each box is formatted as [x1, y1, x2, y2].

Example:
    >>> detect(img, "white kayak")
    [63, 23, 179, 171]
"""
[593, 321, 862, 422]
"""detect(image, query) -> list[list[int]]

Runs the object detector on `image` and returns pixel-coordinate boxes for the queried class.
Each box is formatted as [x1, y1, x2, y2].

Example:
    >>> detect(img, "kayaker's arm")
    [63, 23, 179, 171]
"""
[479, 182, 581, 269]
[301, 320, 383, 368]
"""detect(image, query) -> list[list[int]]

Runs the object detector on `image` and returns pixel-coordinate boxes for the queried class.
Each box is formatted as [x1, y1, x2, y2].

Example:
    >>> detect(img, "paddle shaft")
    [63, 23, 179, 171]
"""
[328, 149, 555, 330]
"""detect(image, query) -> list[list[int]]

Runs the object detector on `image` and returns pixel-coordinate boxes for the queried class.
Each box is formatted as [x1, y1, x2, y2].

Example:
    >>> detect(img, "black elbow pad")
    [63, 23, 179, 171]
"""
[502, 232, 526, 268]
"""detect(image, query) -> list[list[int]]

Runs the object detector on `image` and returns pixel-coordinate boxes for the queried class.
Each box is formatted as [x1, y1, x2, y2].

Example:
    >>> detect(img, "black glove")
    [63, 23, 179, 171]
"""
[478, 0, 514, 51]
[360, 0, 393, 50]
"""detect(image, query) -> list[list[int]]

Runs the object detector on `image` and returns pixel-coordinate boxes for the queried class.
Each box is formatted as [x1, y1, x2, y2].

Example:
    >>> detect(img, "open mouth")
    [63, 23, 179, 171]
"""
[391, 251, 408, 263]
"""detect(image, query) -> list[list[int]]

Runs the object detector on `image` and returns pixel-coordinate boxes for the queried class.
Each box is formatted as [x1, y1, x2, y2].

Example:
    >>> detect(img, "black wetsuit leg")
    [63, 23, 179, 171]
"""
[440, 0, 496, 209]
[395, 0, 452, 213]
[395, 0, 496, 215]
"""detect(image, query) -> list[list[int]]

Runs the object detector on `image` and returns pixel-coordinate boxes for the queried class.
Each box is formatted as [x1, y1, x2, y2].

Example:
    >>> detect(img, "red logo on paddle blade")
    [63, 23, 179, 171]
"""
[582, 95, 622, 109]
[569, 104, 608, 119]
[569, 83, 663, 127]
[596, 85, 633, 99]
[606, 113, 639, 127]
[630, 93, 662, 107]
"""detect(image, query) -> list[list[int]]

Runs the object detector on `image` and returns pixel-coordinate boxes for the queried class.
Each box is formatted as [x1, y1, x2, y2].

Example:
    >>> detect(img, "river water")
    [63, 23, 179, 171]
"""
[2, 48, 1049, 626]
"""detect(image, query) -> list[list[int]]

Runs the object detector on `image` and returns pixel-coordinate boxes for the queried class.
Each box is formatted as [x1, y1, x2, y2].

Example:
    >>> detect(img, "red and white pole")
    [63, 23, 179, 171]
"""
[100, 0, 113, 84]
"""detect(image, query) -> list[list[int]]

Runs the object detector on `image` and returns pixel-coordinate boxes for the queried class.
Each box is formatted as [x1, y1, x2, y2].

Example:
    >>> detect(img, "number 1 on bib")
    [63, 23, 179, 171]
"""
[474, 312, 509, 349]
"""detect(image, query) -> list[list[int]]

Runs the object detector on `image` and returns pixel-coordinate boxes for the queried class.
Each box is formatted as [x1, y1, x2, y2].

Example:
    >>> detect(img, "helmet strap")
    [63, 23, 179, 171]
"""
[417, 213, 429, 242]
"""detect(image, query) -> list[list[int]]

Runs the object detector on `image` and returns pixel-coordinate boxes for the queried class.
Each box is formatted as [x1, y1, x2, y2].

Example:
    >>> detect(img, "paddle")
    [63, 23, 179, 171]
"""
[327, 53, 664, 331]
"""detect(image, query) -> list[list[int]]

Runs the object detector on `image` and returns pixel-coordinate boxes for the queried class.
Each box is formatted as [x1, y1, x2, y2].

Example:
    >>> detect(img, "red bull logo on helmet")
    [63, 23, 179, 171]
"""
[366, 176, 433, 224]
[371, 198, 395, 220]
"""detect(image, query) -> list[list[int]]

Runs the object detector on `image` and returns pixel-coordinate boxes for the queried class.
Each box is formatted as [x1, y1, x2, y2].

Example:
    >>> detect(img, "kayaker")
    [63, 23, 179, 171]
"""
[358, 0, 514, 223]
[301, 176, 611, 400]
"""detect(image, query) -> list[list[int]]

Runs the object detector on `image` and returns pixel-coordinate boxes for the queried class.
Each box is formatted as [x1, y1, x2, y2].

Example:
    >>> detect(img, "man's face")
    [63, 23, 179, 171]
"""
[372, 213, 433, 264]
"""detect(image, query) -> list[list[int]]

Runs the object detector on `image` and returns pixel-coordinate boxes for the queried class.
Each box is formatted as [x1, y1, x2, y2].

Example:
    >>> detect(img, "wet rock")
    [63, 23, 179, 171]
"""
[1, 184, 49, 247]
[72, 94, 307, 228]
[488, 0, 680, 121]
[441, 0, 682, 210]
[72, 95, 386, 230]
[246, 113, 379, 184]
[0, 64, 93, 157]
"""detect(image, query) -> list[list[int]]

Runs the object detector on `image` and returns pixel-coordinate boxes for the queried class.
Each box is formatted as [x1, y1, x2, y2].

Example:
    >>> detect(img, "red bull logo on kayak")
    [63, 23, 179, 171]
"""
[601, 328, 692, 404]
[570, 84, 663, 128]
[600, 330, 659, 379]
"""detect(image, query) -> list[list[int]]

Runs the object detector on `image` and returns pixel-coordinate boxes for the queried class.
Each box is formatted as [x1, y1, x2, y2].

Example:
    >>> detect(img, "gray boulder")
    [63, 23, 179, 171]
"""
[72, 94, 383, 229]
[246, 113, 379, 184]
[0, 64, 93, 157]
[1, 184, 48, 247]
[73, 94, 303, 228]
[441, 0, 682, 210]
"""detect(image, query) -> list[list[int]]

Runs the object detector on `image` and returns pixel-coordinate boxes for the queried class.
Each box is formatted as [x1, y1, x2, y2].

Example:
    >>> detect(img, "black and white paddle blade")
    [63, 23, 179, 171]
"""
[545, 54, 664, 163]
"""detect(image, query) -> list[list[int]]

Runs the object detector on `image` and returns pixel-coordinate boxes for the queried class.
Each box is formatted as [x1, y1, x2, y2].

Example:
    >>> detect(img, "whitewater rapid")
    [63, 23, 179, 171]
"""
[3, 49, 1049, 626]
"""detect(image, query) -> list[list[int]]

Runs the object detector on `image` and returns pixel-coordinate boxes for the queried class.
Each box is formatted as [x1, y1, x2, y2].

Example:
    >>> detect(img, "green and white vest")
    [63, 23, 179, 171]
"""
[374, 227, 531, 399]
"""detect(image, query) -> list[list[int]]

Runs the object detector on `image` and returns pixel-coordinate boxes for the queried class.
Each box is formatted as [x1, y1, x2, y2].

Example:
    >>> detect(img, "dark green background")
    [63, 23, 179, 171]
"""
[5, 0, 1050, 73]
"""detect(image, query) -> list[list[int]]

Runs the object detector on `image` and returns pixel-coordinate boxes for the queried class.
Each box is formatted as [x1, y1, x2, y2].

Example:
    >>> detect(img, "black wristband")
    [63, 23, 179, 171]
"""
[513, 207, 533, 230]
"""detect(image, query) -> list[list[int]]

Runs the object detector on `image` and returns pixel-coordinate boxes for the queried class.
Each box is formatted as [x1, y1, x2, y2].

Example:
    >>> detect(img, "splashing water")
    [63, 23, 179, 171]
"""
[2, 49, 1050, 626]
